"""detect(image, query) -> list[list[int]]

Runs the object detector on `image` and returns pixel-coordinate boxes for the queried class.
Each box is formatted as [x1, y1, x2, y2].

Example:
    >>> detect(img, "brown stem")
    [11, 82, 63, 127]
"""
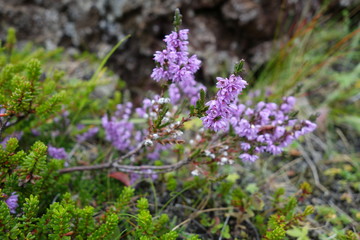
[59, 157, 192, 175]
[59, 163, 112, 173]
[59, 140, 193, 175]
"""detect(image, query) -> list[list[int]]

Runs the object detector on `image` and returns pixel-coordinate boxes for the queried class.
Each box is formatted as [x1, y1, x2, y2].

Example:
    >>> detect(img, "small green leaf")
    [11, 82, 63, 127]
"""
[173, 9, 182, 32]
[234, 60, 245, 75]
[245, 183, 258, 194]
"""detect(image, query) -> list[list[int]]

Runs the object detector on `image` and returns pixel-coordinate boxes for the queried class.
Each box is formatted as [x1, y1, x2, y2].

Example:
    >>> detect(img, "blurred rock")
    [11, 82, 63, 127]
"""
[222, 0, 260, 25]
[1, 0, 338, 100]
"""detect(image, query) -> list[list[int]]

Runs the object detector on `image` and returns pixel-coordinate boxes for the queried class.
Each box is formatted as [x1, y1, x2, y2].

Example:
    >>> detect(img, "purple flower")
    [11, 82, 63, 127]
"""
[48, 145, 68, 159]
[152, 29, 198, 83]
[130, 173, 140, 185]
[76, 127, 99, 143]
[239, 153, 259, 162]
[102, 115, 134, 151]
[280, 96, 296, 113]
[294, 120, 317, 138]
[130, 170, 158, 185]
[0, 131, 23, 148]
[115, 102, 133, 120]
[178, 29, 189, 40]
[201, 86, 317, 162]
[151, 67, 167, 82]
[5, 192, 18, 214]
[216, 75, 247, 104]
[187, 55, 201, 72]
[240, 142, 251, 151]
[201, 74, 248, 131]
[151, 28, 205, 104]
[169, 84, 181, 104]
[147, 143, 171, 161]
[31, 129, 41, 136]
[136, 98, 153, 118]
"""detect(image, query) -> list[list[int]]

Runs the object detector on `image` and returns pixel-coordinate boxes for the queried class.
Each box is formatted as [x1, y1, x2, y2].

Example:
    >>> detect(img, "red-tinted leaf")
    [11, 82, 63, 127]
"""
[108, 172, 131, 186]
[64, 231, 74, 236]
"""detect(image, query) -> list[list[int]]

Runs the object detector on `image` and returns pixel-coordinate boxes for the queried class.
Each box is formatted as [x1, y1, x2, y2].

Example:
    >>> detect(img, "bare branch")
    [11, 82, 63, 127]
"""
[58, 162, 112, 173]
[59, 157, 192, 175]
[59, 140, 193, 175]
[117, 140, 145, 163]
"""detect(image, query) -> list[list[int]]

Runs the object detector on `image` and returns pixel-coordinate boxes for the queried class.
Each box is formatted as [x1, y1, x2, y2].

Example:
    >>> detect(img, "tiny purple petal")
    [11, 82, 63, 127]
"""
[48, 145, 68, 159]
[5, 192, 18, 214]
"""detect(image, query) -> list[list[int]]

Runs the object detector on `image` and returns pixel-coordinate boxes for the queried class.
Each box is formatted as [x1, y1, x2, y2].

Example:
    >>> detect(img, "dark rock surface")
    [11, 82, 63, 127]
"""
[0, 0, 356, 99]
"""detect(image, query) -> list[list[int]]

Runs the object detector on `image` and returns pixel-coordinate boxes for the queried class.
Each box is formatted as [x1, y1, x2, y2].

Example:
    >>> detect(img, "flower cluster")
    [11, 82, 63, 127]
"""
[135, 96, 161, 119]
[48, 145, 68, 159]
[76, 126, 99, 143]
[201, 74, 247, 131]
[102, 98, 178, 162]
[102, 102, 134, 151]
[201, 72, 317, 163]
[231, 97, 317, 162]
[4, 192, 18, 214]
[151, 29, 205, 105]
[151, 29, 200, 83]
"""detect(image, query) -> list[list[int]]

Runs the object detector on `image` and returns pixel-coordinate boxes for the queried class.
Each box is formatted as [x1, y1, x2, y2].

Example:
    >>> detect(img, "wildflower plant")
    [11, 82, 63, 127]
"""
[62, 9, 317, 180]
[0, 9, 326, 239]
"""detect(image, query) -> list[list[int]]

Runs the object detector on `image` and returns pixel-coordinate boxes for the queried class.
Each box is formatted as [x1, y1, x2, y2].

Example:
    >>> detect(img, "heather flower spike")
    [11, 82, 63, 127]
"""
[201, 59, 317, 162]
[201, 71, 248, 131]
[173, 8, 182, 32]
[151, 9, 205, 104]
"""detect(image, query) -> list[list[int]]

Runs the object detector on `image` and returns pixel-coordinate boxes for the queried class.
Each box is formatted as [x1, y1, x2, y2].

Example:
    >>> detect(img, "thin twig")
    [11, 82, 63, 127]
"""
[298, 144, 329, 195]
[59, 158, 191, 174]
[269, 157, 303, 179]
[219, 214, 231, 240]
[335, 128, 352, 153]
[59, 152, 192, 175]
[59, 162, 112, 173]
[328, 200, 359, 227]
[172, 207, 234, 231]
[5, 115, 26, 129]
[59, 141, 145, 174]
[309, 134, 328, 152]
[116, 141, 145, 163]
[59, 124, 222, 175]
[245, 219, 260, 240]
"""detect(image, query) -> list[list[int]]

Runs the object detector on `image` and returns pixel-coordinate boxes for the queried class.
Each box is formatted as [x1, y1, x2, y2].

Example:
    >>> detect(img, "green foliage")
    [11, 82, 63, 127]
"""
[286, 225, 310, 240]
[0, 55, 65, 132]
[173, 8, 182, 32]
[190, 89, 209, 118]
[264, 197, 314, 240]
[0, 186, 182, 239]
[0, 200, 18, 238]
[88, 213, 118, 240]
[5, 28, 16, 57]
[233, 59, 245, 75]
[337, 230, 359, 240]
[18, 195, 39, 239]
[0, 138, 69, 204]
[0, 30, 124, 238]
[132, 198, 178, 239]
[114, 186, 134, 213]
[166, 175, 178, 191]
[20, 141, 47, 179]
